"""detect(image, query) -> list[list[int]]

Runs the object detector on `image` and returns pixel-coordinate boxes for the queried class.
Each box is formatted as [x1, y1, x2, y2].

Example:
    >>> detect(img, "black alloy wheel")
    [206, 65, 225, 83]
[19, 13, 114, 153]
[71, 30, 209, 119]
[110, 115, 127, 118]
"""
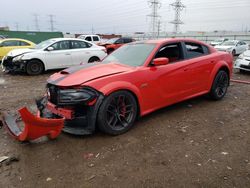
[97, 91, 138, 135]
[209, 70, 229, 100]
[26, 60, 44, 75]
[232, 49, 236, 56]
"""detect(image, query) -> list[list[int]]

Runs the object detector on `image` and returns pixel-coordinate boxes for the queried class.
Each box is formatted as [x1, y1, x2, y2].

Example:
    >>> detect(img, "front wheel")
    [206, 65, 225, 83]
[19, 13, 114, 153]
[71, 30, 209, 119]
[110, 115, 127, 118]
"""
[232, 49, 236, 56]
[97, 91, 138, 135]
[88, 57, 100, 63]
[26, 60, 44, 75]
[209, 70, 229, 100]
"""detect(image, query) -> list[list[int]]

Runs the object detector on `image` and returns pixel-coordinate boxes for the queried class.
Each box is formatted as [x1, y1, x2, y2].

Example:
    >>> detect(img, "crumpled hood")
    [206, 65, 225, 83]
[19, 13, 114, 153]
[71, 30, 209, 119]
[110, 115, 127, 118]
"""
[7, 48, 37, 57]
[48, 63, 133, 87]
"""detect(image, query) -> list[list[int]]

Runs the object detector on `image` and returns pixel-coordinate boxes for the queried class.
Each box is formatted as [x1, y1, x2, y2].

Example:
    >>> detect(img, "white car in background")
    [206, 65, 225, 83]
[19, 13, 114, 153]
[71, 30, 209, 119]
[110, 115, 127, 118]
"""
[234, 50, 250, 72]
[77, 35, 101, 44]
[2, 38, 107, 75]
[214, 40, 248, 56]
[210, 38, 228, 46]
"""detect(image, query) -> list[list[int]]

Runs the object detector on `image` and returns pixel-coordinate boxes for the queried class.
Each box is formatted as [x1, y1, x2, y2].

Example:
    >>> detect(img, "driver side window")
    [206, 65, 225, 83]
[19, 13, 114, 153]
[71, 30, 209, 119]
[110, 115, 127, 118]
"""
[50, 41, 70, 50]
[155, 43, 183, 63]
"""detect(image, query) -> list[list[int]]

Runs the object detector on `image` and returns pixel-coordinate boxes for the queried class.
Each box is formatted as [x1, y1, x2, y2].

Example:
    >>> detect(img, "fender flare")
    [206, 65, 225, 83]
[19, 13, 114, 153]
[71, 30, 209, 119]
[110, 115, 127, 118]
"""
[208, 61, 231, 90]
[98, 81, 144, 116]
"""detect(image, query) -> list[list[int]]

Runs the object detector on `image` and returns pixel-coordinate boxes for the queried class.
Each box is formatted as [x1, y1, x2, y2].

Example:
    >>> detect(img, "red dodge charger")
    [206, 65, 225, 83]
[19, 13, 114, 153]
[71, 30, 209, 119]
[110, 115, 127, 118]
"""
[4, 38, 233, 139]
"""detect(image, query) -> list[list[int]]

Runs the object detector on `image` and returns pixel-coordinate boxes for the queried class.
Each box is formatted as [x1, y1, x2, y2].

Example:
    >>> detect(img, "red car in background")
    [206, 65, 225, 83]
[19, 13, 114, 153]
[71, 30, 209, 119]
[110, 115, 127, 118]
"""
[4, 38, 233, 140]
[99, 37, 135, 54]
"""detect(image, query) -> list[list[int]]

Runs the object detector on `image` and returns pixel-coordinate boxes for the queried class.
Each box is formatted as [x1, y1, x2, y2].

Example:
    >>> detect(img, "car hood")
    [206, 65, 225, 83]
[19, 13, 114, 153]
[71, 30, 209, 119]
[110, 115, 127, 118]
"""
[243, 50, 250, 57]
[47, 63, 133, 87]
[215, 45, 234, 49]
[7, 48, 37, 57]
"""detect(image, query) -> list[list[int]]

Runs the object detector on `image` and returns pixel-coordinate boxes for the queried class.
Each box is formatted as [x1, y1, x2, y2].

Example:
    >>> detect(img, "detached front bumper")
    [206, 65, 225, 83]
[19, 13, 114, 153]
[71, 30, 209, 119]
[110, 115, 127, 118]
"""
[1, 107, 64, 141]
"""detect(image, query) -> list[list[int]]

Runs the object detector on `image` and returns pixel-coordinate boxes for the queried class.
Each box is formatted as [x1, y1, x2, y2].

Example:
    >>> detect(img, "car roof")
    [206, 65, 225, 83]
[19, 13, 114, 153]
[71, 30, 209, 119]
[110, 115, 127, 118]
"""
[135, 38, 209, 46]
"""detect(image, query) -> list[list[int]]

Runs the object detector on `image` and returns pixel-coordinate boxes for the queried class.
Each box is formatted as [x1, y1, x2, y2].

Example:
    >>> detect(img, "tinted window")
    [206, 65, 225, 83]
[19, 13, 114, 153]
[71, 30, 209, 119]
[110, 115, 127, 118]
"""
[123, 38, 132, 43]
[85, 36, 91, 41]
[71, 40, 91, 49]
[50, 41, 70, 50]
[115, 38, 124, 44]
[20, 41, 30, 46]
[155, 43, 183, 63]
[185, 42, 206, 58]
[102, 43, 156, 67]
[2, 40, 19, 46]
[93, 36, 99, 41]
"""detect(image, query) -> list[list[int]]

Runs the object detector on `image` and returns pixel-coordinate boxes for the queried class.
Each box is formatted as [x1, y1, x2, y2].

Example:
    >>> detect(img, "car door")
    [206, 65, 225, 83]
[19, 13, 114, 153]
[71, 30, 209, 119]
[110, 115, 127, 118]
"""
[147, 42, 213, 108]
[0, 40, 19, 58]
[69, 40, 92, 65]
[44, 40, 72, 69]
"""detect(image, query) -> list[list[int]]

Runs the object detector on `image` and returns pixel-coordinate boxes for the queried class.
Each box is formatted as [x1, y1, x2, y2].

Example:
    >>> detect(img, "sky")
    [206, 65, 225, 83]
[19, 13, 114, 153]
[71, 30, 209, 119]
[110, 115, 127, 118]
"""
[1, 0, 250, 34]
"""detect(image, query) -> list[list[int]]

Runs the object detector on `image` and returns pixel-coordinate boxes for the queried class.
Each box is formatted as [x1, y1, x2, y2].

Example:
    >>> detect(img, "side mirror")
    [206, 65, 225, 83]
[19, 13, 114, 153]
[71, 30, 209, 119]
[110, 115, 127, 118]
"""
[152, 57, 169, 66]
[47, 47, 54, 51]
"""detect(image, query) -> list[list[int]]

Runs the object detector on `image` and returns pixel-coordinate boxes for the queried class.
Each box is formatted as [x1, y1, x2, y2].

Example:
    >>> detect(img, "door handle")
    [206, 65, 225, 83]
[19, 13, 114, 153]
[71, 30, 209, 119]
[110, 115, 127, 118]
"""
[65, 53, 71, 55]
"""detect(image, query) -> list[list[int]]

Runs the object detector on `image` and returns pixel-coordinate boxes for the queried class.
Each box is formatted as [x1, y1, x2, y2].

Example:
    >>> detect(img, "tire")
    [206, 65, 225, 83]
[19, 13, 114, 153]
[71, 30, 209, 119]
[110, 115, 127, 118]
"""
[88, 57, 100, 63]
[232, 49, 236, 56]
[26, 60, 44, 75]
[97, 90, 138, 135]
[209, 70, 229, 100]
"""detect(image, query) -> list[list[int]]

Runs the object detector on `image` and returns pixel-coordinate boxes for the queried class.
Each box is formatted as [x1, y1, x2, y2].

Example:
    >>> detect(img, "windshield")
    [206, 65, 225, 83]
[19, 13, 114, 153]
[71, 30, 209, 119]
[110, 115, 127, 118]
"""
[35, 39, 56, 49]
[102, 43, 156, 67]
[105, 38, 119, 44]
[222, 41, 237, 46]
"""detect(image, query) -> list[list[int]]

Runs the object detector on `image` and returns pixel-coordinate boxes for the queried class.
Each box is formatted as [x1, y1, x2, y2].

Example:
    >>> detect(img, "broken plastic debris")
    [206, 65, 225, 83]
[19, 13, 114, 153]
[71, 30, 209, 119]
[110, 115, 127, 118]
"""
[221, 152, 229, 155]
[0, 156, 9, 163]
[46, 177, 52, 182]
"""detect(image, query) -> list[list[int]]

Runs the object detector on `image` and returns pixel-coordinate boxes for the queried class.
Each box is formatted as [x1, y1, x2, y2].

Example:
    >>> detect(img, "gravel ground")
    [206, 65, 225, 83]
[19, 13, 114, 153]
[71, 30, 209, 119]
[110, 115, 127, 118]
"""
[0, 65, 250, 188]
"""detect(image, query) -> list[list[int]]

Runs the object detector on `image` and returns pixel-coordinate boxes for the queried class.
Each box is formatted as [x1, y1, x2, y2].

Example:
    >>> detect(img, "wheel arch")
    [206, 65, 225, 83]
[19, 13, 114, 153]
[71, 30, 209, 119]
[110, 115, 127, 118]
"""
[88, 56, 100, 63]
[27, 58, 45, 71]
[98, 82, 143, 117]
[209, 61, 231, 90]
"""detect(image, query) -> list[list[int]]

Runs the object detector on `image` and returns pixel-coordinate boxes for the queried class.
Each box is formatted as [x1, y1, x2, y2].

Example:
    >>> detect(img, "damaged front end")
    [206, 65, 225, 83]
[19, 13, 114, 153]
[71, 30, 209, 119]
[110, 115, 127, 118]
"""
[1, 84, 104, 142]
[1, 56, 27, 73]
[39, 84, 104, 135]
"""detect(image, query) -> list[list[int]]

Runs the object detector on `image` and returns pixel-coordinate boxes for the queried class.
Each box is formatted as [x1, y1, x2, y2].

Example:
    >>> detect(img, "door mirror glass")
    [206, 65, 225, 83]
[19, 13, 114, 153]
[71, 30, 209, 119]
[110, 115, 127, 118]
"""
[152, 57, 169, 66]
[47, 46, 54, 51]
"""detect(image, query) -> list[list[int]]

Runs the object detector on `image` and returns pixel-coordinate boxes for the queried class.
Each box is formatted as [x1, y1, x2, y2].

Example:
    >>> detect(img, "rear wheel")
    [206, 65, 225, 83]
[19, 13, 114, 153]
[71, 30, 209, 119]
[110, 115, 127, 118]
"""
[209, 70, 229, 100]
[88, 57, 100, 63]
[107, 48, 114, 54]
[97, 90, 138, 135]
[26, 60, 44, 75]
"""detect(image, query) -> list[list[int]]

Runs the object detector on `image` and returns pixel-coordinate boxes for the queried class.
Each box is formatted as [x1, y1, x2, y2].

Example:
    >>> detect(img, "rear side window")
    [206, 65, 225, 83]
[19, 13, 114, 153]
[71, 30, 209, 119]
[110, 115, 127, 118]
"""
[185, 42, 209, 58]
[19, 41, 30, 46]
[71, 41, 92, 49]
[93, 36, 99, 41]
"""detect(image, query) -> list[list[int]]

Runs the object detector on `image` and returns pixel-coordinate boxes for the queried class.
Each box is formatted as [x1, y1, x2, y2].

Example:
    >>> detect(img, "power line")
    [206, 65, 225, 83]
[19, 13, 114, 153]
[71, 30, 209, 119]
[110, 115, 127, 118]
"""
[48, 14, 56, 31]
[33, 14, 40, 31]
[147, 0, 161, 38]
[169, 0, 185, 33]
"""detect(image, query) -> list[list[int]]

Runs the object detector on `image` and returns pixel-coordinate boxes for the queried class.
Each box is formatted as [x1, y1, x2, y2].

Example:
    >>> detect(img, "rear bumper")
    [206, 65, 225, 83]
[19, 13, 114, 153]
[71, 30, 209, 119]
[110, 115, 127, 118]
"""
[234, 59, 250, 71]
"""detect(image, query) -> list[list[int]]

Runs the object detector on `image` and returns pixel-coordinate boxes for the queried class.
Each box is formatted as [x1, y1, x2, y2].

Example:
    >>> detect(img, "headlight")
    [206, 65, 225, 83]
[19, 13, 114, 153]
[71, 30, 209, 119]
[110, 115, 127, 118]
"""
[58, 88, 97, 105]
[238, 54, 244, 59]
[12, 55, 24, 62]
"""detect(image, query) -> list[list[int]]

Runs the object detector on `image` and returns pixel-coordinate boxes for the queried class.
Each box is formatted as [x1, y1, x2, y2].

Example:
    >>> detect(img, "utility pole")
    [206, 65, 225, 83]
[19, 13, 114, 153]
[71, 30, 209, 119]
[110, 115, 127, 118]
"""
[147, 0, 161, 39]
[33, 14, 40, 31]
[15, 22, 19, 31]
[157, 20, 161, 38]
[48, 14, 56, 32]
[169, 0, 185, 34]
